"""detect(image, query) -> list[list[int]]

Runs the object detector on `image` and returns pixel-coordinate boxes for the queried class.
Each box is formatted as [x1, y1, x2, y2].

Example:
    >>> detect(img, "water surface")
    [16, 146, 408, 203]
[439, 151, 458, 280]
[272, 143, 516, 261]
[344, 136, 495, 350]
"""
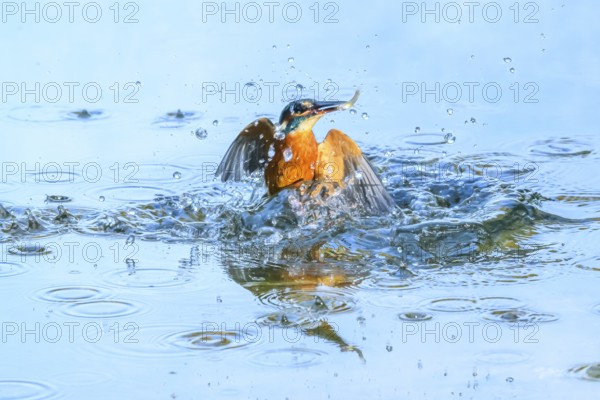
[1, 1, 599, 399]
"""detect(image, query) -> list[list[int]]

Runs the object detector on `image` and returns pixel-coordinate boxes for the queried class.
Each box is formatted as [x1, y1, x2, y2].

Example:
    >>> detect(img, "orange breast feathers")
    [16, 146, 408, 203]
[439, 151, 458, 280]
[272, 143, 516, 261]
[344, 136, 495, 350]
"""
[265, 131, 319, 195]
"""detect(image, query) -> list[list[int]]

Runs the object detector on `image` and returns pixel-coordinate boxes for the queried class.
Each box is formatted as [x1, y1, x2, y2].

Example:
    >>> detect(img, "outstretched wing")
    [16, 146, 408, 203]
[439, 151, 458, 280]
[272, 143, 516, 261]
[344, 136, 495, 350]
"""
[316, 129, 395, 215]
[216, 118, 276, 181]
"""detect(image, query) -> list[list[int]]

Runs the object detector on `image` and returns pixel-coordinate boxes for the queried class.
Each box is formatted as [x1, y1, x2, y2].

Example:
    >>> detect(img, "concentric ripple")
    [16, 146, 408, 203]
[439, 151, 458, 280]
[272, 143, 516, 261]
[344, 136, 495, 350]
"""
[361, 274, 420, 292]
[162, 329, 258, 351]
[7, 244, 52, 257]
[0, 380, 58, 400]
[256, 308, 318, 327]
[45, 195, 72, 203]
[8, 105, 71, 122]
[478, 264, 545, 285]
[32, 286, 110, 303]
[257, 288, 356, 315]
[528, 138, 593, 158]
[90, 324, 258, 359]
[247, 348, 328, 368]
[0, 262, 30, 277]
[153, 110, 201, 128]
[476, 350, 530, 364]
[64, 109, 107, 121]
[419, 263, 551, 287]
[398, 311, 434, 321]
[404, 133, 449, 146]
[424, 297, 478, 312]
[58, 299, 146, 319]
[568, 363, 600, 381]
[366, 293, 410, 309]
[480, 309, 558, 323]
[102, 267, 193, 289]
[423, 296, 536, 318]
[360, 266, 420, 293]
[477, 297, 526, 311]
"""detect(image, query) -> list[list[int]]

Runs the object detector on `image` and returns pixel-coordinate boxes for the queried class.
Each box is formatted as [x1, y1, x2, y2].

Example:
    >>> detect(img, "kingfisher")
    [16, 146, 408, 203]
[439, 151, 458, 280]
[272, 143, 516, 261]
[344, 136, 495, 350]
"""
[216, 90, 395, 214]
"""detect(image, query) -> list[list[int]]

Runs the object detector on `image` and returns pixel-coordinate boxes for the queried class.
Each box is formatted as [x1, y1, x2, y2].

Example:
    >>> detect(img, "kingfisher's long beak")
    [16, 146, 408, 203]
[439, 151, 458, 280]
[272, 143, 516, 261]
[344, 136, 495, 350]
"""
[312, 90, 360, 116]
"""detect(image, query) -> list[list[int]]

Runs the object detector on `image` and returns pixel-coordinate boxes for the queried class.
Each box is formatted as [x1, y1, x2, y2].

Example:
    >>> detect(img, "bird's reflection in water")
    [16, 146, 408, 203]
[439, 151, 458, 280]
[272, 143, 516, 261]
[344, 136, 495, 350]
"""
[222, 240, 369, 360]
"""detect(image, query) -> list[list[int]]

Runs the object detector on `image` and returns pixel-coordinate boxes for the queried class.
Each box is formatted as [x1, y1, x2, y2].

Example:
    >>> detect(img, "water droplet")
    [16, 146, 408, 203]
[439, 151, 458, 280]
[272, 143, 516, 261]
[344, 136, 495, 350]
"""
[26, 209, 42, 230]
[414, 126, 421, 133]
[349, 109, 357, 115]
[126, 235, 135, 245]
[135, 81, 141, 86]
[314, 296, 326, 309]
[418, 360, 423, 369]
[503, 57, 512, 63]
[509, 67, 515, 73]
[506, 377, 514, 383]
[274, 129, 285, 141]
[354, 170, 363, 180]
[470, 117, 476, 124]
[99, 196, 105, 202]
[386, 345, 393, 352]
[173, 171, 182, 179]
[272, 44, 277, 49]
[286, 44, 291, 49]
[396, 247, 403, 254]
[268, 144, 275, 158]
[194, 128, 208, 140]
[444, 133, 456, 144]
[216, 296, 223, 303]
[288, 57, 294, 63]
[540, 33, 545, 38]
[295, 83, 304, 93]
[77, 109, 92, 119]
[447, 108, 453, 115]
[361, 112, 369, 120]
[283, 148, 293, 162]
[212, 120, 219, 126]
[470, 54, 475, 59]
[46, 195, 71, 203]
[366, 44, 371, 49]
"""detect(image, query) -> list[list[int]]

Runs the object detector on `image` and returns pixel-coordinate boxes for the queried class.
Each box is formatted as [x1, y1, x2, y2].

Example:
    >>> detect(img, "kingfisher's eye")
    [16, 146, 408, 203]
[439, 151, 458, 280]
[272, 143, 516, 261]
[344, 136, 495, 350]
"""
[293, 103, 305, 113]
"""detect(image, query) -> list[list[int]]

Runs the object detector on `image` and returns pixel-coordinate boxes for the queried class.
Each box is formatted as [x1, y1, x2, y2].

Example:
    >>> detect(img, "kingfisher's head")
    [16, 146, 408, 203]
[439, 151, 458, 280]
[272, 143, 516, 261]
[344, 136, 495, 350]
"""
[278, 90, 360, 135]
